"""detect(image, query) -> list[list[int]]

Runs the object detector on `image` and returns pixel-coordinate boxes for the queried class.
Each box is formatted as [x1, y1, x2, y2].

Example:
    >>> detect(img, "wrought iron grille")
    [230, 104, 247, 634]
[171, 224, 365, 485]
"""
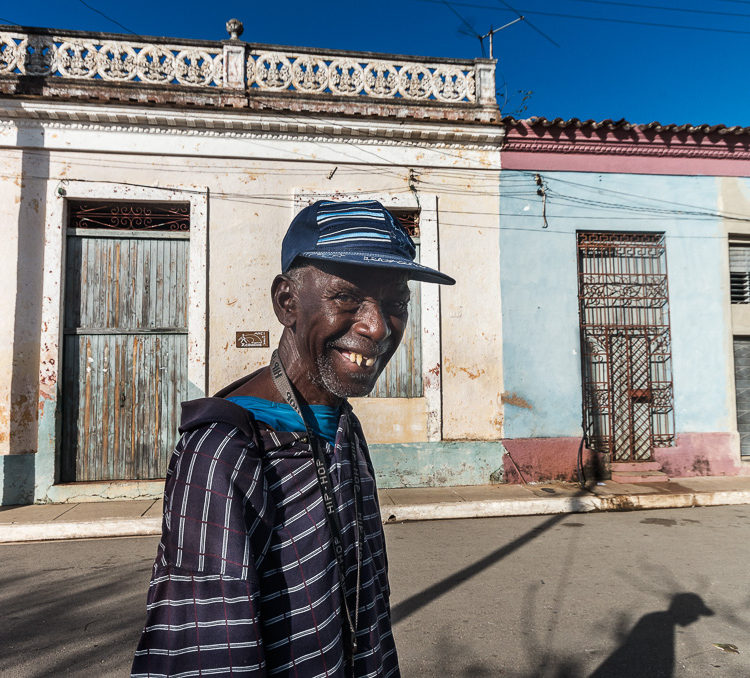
[577, 232, 675, 461]
[68, 201, 190, 231]
[394, 211, 420, 238]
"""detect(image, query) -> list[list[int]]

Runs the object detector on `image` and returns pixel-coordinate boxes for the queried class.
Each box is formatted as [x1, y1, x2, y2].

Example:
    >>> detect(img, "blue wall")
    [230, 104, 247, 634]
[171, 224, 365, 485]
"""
[499, 171, 731, 440]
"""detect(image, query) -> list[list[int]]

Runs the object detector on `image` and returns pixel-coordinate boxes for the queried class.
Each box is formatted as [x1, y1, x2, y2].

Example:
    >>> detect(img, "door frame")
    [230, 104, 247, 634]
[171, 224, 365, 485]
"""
[36, 180, 207, 501]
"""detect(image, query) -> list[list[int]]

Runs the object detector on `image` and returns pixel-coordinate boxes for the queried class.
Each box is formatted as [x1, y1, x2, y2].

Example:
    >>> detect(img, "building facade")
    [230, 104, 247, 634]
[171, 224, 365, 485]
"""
[0, 23, 505, 504]
[499, 118, 750, 483]
[5, 24, 750, 504]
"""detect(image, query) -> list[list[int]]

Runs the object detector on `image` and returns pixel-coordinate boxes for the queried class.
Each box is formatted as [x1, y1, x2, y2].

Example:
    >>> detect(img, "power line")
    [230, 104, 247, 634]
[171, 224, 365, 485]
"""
[496, 0, 560, 47]
[564, 0, 750, 20]
[418, 0, 750, 36]
[77, 0, 140, 36]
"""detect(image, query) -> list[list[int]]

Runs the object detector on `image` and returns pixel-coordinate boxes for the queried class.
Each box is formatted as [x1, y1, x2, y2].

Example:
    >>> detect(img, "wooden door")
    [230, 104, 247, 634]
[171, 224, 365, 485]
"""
[61, 226, 189, 481]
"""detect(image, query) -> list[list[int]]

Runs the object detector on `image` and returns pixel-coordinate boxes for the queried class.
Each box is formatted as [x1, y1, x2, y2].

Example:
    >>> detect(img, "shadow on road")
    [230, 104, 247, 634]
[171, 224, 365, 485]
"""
[588, 592, 714, 678]
[0, 556, 151, 676]
[391, 510, 574, 623]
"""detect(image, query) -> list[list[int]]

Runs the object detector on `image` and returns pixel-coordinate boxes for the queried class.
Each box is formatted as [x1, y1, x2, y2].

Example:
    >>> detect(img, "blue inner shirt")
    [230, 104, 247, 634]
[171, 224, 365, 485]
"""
[226, 396, 341, 445]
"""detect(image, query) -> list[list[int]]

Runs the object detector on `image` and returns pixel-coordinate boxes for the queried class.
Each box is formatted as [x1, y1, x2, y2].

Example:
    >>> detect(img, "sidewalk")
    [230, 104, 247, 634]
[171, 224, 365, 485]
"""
[2, 475, 750, 543]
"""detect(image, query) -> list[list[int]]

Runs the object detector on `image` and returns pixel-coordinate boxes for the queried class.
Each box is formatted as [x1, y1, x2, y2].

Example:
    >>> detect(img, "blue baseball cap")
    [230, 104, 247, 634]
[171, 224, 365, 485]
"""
[281, 200, 455, 285]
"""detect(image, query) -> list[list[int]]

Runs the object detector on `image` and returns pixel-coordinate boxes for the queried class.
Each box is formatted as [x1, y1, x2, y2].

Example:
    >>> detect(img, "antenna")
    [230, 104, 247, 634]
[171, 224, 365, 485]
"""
[481, 17, 524, 59]
[440, 0, 553, 58]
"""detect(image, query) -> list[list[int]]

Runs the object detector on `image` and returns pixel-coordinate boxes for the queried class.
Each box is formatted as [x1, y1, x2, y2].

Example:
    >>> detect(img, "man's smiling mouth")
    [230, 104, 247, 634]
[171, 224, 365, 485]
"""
[339, 350, 376, 367]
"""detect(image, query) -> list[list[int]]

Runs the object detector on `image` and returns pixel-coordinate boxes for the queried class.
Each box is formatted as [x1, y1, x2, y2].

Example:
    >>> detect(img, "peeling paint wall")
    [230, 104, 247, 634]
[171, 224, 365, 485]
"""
[500, 170, 738, 479]
[0, 110, 503, 503]
[0, 147, 23, 455]
[0, 143, 46, 459]
[438, 170, 503, 441]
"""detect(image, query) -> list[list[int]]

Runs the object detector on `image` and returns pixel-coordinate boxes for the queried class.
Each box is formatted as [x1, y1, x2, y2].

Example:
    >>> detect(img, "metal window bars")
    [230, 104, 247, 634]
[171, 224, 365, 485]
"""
[577, 232, 675, 461]
[68, 201, 190, 232]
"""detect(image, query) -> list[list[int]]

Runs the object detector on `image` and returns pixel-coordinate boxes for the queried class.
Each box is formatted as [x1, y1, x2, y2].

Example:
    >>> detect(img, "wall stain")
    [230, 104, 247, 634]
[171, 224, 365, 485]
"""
[691, 456, 711, 476]
[0, 405, 9, 444]
[501, 391, 532, 410]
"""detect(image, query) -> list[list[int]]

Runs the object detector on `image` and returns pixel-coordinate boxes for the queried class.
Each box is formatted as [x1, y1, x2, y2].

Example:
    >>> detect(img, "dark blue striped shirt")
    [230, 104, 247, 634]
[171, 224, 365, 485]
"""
[132, 398, 400, 677]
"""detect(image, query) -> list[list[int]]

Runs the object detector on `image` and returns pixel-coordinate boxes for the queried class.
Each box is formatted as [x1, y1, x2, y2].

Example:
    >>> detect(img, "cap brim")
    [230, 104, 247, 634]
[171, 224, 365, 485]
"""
[297, 251, 456, 285]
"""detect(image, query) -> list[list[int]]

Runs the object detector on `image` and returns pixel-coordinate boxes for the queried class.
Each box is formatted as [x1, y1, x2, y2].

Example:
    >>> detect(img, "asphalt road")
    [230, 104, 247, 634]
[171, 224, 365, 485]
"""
[1, 505, 748, 677]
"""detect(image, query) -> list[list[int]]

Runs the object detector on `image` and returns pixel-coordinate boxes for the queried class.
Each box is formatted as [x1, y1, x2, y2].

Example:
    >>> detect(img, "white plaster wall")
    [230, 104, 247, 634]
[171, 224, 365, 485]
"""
[0, 142, 49, 457]
[434, 170, 504, 440]
[0, 147, 22, 454]
[0, 110, 503, 491]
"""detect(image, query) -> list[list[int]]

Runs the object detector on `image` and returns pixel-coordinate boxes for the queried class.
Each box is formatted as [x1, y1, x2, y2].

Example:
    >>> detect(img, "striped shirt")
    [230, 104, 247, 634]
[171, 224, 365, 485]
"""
[132, 395, 400, 678]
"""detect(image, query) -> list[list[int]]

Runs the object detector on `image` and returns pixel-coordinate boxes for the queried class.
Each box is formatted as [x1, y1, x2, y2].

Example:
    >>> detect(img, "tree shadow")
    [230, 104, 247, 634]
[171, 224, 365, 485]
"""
[588, 592, 714, 678]
[0, 547, 153, 676]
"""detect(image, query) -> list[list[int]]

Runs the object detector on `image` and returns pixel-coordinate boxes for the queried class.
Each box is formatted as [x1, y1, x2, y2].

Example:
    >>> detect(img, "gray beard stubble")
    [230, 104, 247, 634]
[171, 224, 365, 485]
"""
[315, 351, 375, 399]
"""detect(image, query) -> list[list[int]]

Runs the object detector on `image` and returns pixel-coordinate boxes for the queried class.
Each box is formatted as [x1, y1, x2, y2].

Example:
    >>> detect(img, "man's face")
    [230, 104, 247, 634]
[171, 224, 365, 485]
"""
[289, 262, 411, 399]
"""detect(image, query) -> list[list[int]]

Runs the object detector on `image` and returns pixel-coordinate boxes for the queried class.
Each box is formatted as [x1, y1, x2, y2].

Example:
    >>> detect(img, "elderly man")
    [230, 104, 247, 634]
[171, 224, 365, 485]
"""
[132, 200, 454, 677]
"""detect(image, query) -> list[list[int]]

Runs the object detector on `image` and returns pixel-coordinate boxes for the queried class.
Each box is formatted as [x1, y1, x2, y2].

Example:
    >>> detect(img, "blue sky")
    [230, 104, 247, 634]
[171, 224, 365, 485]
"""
[2, 0, 748, 126]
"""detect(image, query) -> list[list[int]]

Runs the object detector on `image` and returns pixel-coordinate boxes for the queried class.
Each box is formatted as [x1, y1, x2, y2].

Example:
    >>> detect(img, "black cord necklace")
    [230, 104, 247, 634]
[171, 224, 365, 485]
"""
[269, 350, 363, 670]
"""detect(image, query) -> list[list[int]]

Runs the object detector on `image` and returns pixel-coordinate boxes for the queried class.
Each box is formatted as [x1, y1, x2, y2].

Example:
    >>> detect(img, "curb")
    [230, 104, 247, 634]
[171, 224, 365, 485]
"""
[0, 517, 162, 543]
[2, 490, 750, 543]
[382, 489, 750, 523]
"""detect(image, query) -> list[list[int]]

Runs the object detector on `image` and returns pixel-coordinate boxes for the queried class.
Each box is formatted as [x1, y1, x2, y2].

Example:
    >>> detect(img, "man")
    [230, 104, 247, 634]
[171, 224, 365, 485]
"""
[132, 199, 454, 677]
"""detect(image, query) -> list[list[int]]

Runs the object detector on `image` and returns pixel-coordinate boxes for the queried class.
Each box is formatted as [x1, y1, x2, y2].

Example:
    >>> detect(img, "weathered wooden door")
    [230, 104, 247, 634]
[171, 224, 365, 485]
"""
[61, 202, 189, 481]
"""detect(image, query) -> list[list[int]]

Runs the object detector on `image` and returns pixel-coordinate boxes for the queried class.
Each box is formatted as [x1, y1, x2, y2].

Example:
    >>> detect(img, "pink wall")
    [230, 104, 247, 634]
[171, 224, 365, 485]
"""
[654, 433, 750, 478]
[502, 437, 606, 483]
[501, 433, 750, 484]
[502, 122, 750, 176]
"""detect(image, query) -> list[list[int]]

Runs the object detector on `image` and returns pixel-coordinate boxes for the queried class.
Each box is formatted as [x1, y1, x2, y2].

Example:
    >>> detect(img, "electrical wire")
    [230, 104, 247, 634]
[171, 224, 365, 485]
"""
[76, 0, 140, 37]
[418, 0, 750, 35]
[495, 0, 561, 47]
[2, 169, 747, 232]
[562, 0, 750, 20]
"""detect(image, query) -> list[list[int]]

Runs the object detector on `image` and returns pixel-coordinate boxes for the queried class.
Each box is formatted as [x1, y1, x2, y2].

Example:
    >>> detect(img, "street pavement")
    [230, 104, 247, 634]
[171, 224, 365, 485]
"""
[1, 504, 748, 677]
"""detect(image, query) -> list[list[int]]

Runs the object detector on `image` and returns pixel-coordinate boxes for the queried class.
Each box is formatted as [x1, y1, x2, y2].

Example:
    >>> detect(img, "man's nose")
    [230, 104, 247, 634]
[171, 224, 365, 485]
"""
[355, 300, 392, 344]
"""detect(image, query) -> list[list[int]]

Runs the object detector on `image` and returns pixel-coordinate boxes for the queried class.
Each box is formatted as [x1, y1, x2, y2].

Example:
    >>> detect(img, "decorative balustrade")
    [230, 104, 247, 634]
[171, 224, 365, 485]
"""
[0, 24, 496, 106]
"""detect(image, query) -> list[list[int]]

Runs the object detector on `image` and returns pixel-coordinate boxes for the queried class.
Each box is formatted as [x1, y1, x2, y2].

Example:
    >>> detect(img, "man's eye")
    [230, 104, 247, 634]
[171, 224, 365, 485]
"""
[335, 293, 359, 304]
[389, 300, 409, 314]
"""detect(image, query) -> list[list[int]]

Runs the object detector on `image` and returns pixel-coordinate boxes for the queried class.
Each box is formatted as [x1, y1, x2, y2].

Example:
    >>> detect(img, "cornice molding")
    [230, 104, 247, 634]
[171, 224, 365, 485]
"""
[0, 100, 504, 150]
[503, 136, 750, 161]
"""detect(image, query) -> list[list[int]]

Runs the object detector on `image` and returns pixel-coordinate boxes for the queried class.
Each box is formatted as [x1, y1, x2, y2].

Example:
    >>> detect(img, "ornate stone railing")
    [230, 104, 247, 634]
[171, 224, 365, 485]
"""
[0, 23, 496, 106]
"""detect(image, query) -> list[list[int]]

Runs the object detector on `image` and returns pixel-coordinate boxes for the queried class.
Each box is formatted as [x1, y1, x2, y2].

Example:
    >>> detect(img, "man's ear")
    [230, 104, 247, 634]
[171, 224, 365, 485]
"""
[271, 274, 297, 328]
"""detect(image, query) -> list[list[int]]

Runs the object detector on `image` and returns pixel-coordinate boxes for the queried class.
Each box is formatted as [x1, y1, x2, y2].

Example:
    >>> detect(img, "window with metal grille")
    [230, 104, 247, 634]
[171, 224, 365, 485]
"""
[577, 231, 675, 461]
[369, 210, 423, 398]
[68, 200, 190, 232]
[729, 243, 750, 304]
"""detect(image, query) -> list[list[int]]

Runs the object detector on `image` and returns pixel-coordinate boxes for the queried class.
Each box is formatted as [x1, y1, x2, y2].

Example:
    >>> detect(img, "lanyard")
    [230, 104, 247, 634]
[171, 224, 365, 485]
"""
[269, 350, 363, 669]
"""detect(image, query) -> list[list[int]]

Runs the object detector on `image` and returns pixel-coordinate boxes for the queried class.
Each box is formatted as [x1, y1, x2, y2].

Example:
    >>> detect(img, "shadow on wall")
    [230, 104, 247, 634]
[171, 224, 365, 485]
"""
[4, 110, 49, 505]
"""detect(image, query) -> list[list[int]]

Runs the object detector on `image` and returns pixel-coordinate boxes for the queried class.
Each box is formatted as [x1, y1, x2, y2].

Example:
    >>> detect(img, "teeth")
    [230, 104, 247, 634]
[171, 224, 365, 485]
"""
[343, 351, 374, 367]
